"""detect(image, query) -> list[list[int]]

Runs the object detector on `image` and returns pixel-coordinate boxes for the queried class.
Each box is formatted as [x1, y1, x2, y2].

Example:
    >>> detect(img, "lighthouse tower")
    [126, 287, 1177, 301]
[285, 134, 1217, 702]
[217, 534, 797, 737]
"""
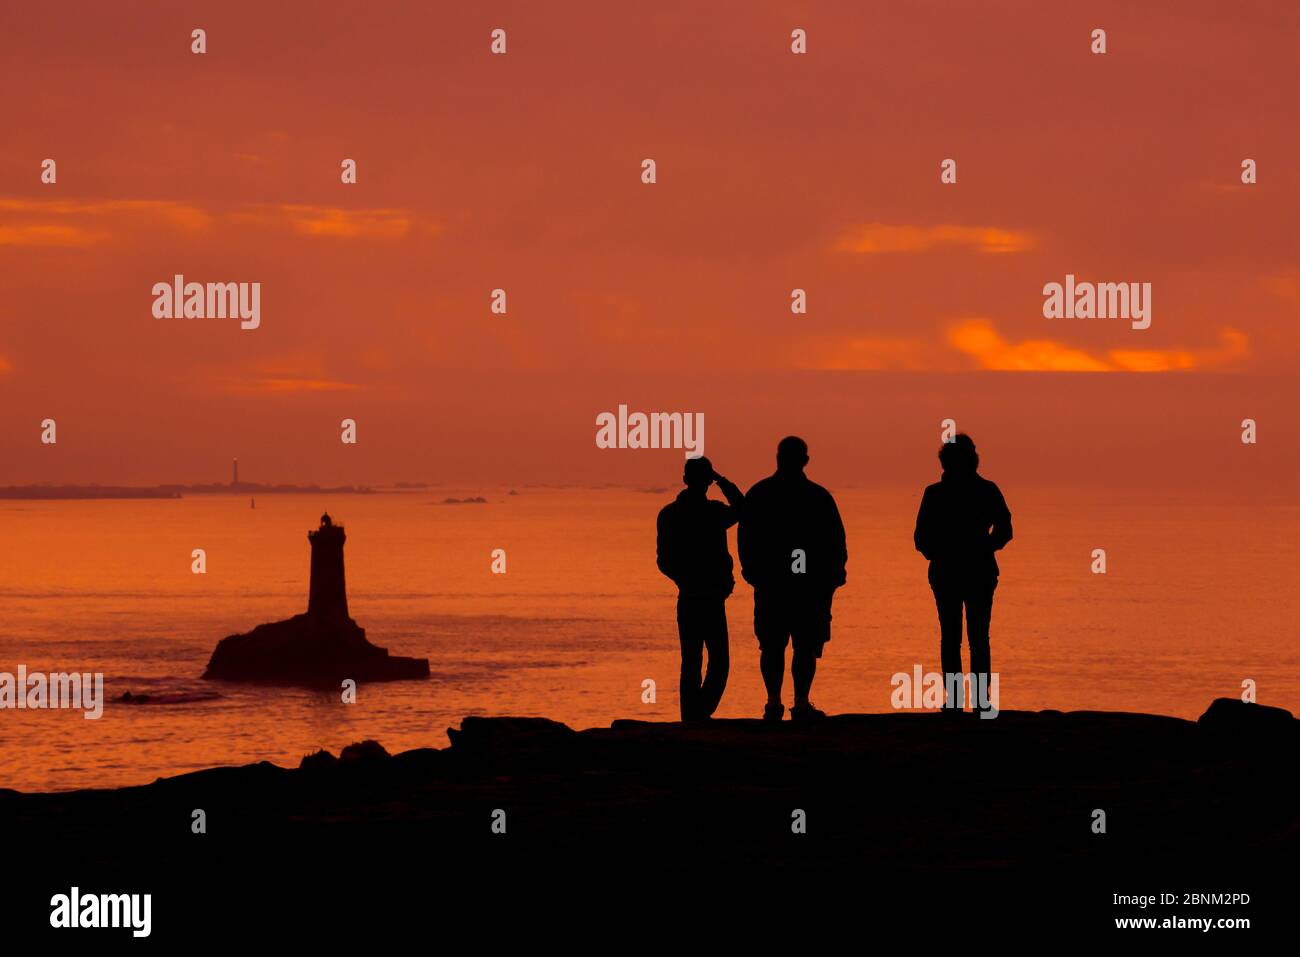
[307, 513, 349, 619]
[203, 511, 430, 683]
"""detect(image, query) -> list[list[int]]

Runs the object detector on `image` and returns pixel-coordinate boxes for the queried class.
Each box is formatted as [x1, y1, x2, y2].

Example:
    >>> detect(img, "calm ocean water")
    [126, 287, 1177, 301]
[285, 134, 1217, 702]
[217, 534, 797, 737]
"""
[1, 488, 1297, 791]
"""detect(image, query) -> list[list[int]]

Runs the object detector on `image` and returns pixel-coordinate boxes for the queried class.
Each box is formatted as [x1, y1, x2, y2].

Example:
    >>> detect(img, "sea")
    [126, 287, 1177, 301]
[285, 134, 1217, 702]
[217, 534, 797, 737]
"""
[2, 487, 1297, 791]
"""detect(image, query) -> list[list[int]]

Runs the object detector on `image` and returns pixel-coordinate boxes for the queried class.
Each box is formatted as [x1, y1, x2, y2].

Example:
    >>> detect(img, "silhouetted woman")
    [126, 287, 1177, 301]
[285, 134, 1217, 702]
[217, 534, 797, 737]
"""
[913, 434, 1012, 714]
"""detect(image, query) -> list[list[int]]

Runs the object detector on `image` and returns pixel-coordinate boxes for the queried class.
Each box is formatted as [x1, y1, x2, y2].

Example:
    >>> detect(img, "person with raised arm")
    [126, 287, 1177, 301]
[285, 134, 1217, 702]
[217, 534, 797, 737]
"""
[656, 456, 745, 721]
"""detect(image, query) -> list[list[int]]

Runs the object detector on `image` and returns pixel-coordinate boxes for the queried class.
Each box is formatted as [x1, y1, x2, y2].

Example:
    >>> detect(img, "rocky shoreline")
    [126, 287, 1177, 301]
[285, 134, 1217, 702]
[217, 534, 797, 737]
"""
[4, 698, 1292, 939]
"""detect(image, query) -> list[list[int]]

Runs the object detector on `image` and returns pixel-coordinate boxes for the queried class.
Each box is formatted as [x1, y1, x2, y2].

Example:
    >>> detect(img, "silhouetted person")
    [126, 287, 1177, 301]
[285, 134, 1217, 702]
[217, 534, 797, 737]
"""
[913, 434, 1012, 715]
[656, 456, 744, 721]
[739, 437, 847, 722]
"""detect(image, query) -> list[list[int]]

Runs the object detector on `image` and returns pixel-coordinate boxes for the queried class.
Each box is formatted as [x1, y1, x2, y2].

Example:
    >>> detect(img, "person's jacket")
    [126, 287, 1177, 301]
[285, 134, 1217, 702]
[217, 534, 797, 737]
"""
[738, 472, 847, 593]
[913, 471, 1012, 585]
[656, 479, 743, 598]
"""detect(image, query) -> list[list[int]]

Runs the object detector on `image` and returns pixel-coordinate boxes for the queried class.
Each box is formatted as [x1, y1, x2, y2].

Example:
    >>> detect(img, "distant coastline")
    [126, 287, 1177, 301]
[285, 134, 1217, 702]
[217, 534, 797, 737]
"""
[0, 483, 374, 500]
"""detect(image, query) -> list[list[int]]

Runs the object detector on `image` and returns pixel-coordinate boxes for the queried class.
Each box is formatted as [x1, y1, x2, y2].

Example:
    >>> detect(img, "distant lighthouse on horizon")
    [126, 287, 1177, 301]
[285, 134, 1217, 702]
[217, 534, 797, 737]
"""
[231, 457, 239, 488]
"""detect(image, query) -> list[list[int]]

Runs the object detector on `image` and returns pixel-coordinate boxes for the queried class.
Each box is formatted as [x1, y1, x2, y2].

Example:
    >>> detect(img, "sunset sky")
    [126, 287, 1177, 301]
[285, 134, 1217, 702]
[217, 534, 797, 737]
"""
[2, 1, 1296, 493]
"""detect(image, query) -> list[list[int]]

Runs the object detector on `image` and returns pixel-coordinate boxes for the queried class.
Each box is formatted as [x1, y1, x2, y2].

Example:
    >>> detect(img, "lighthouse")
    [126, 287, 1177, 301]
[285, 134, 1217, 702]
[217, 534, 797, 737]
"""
[203, 511, 428, 684]
[307, 513, 349, 619]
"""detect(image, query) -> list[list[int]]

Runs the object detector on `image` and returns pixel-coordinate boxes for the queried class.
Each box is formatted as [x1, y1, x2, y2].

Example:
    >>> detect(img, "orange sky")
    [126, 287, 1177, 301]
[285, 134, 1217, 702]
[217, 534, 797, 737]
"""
[1, 1, 1296, 493]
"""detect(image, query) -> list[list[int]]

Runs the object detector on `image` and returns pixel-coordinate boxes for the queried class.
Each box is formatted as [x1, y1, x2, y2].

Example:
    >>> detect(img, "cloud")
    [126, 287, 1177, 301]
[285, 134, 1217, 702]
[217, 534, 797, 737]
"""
[0, 223, 101, 246]
[797, 334, 940, 371]
[280, 205, 415, 238]
[836, 223, 1037, 255]
[0, 198, 210, 246]
[241, 377, 360, 394]
[948, 319, 1250, 372]
[0, 197, 427, 247]
[194, 355, 361, 396]
[233, 204, 425, 239]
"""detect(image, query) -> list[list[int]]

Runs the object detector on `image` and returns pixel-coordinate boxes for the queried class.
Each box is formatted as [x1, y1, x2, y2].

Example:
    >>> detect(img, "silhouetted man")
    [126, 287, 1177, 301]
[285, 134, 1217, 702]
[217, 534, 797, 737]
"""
[656, 456, 744, 721]
[913, 434, 1012, 715]
[739, 436, 847, 722]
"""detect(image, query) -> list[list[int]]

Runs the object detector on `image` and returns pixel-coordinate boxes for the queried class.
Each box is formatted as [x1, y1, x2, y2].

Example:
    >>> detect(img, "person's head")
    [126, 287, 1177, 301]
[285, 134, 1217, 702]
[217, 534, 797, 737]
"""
[938, 433, 979, 475]
[683, 455, 714, 490]
[776, 436, 809, 476]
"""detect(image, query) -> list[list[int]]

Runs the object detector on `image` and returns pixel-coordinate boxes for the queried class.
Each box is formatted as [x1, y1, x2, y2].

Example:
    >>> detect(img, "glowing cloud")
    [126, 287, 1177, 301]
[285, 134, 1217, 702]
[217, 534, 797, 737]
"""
[244, 377, 360, 394]
[948, 319, 1250, 372]
[195, 355, 361, 396]
[837, 223, 1036, 255]
[0, 198, 210, 246]
[276, 205, 417, 239]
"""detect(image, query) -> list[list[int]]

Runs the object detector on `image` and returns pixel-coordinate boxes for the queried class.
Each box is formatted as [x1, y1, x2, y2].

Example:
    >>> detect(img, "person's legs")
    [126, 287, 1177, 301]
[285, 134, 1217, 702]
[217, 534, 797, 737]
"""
[759, 646, 785, 704]
[698, 597, 730, 717]
[754, 589, 788, 715]
[676, 595, 705, 720]
[790, 591, 831, 717]
[964, 580, 996, 712]
[933, 585, 966, 710]
[791, 650, 817, 703]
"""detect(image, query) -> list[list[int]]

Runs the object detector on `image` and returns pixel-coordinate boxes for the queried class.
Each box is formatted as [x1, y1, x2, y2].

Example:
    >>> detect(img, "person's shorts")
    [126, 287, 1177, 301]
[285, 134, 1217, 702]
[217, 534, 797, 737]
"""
[753, 589, 833, 658]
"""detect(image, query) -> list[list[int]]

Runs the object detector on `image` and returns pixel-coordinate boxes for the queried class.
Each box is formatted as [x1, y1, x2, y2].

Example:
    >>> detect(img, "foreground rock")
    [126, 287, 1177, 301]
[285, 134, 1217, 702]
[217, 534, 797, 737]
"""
[1197, 695, 1295, 732]
[203, 613, 429, 685]
[8, 701, 1294, 867]
[6, 700, 1293, 937]
[202, 513, 428, 686]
